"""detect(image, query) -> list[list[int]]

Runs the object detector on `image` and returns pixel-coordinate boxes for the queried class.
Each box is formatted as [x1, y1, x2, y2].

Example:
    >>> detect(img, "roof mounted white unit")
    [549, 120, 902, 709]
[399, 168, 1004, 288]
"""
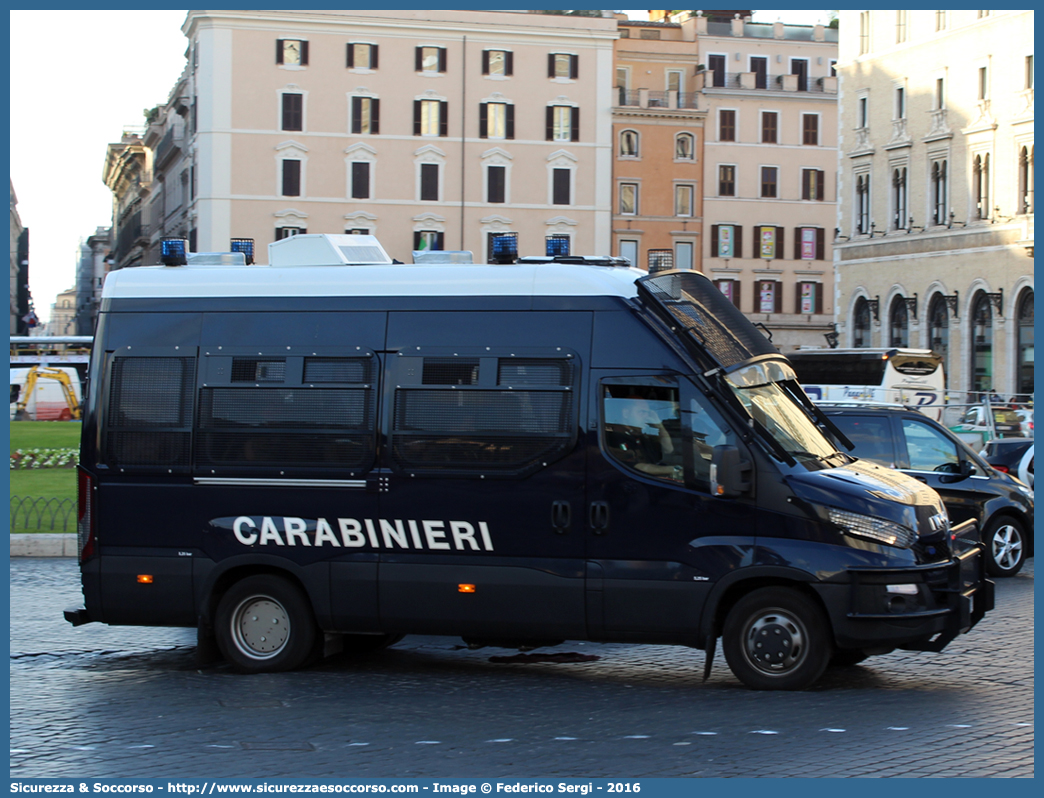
[412, 250, 474, 264]
[268, 234, 393, 267]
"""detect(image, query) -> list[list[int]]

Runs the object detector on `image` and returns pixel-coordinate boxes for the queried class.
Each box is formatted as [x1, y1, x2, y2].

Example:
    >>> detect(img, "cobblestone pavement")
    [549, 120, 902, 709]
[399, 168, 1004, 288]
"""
[10, 557, 1033, 779]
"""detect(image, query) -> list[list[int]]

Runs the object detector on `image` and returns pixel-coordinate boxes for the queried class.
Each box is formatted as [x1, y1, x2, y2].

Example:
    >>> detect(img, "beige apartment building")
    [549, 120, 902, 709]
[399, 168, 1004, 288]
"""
[697, 14, 839, 350]
[835, 10, 1034, 397]
[167, 9, 616, 263]
[611, 17, 706, 272]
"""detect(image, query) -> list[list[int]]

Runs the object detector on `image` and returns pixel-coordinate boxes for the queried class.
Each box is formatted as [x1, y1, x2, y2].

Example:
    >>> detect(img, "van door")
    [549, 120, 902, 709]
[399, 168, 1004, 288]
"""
[376, 310, 590, 640]
[586, 374, 755, 641]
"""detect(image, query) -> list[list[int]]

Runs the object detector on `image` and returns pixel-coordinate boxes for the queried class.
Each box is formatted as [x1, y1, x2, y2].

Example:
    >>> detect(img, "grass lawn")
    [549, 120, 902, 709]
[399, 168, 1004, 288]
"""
[10, 420, 81, 452]
[10, 421, 80, 533]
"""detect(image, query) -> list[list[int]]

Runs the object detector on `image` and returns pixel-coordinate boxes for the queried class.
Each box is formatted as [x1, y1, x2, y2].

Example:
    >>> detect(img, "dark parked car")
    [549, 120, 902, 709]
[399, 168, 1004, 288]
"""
[820, 403, 1034, 577]
[981, 438, 1034, 491]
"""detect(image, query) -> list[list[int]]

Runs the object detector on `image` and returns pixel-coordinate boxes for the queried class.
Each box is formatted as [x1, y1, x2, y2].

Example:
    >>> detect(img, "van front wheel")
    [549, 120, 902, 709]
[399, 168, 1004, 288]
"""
[215, 575, 318, 673]
[722, 587, 832, 690]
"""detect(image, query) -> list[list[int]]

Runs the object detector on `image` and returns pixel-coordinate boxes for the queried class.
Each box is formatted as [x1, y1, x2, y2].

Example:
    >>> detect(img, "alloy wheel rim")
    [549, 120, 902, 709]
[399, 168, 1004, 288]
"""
[991, 525, 1023, 571]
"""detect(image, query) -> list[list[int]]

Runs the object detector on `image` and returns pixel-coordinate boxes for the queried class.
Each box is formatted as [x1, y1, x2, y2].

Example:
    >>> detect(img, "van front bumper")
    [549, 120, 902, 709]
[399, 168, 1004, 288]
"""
[815, 520, 994, 652]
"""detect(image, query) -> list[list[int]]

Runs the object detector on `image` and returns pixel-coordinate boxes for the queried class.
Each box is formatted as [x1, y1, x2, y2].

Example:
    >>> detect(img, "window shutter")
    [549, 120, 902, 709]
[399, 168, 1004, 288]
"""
[795, 284, 803, 314]
[816, 228, 825, 260]
[793, 228, 801, 261]
[479, 103, 488, 138]
[351, 97, 362, 134]
[774, 282, 783, 313]
[346, 43, 354, 68]
[438, 47, 447, 73]
[817, 169, 825, 201]
[413, 101, 421, 136]
[752, 226, 760, 256]
[282, 160, 300, 197]
[733, 280, 742, 309]
[439, 101, 448, 137]
[413, 232, 421, 250]
[300, 41, 308, 66]
[482, 50, 490, 75]
[505, 51, 513, 76]
[802, 171, 811, 201]
[436, 232, 445, 250]
[815, 283, 824, 314]
[352, 162, 370, 199]
[371, 98, 379, 134]
[548, 53, 555, 78]
[553, 169, 570, 205]
[570, 107, 580, 142]
[276, 39, 284, 64]
[506, 104, 515, 140]
[415, 47, 423, 72]
[710, 225, 719, 257]
[734, 225, 743, 258]
[570, 54, 579, 79]
[546, 106, 554, 141]
[776, 227, 785, 258]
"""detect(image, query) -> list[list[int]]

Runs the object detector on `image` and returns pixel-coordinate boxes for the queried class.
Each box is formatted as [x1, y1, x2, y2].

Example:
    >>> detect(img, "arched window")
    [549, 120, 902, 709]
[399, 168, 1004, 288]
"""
[1018, 146, 1034, 214]
[619, 130, 639, 157]
[892, 167, 907, 230]
[1017, 288, 1034, 397]
[973, 153, 990, 219]
[970, 291, 994, 393]
[927, 293, 950, 385]
[889, 296, 909, 347]
[675, 132, 694, 160]
[853, 296, 871, 347]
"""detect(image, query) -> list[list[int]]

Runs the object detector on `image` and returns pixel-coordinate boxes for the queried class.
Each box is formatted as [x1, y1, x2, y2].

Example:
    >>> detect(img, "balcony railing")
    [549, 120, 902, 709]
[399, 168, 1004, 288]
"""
[704, 72, 836, 93]
[615, 88, 699, 110]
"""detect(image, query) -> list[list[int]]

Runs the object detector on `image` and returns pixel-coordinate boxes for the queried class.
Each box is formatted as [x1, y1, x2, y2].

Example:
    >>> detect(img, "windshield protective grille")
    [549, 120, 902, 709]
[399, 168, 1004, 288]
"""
[639, 272, 778, 370]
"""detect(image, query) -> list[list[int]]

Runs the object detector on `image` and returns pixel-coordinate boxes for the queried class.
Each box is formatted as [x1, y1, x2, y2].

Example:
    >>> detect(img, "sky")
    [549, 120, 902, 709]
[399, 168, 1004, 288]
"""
[9, 8, 830, 324]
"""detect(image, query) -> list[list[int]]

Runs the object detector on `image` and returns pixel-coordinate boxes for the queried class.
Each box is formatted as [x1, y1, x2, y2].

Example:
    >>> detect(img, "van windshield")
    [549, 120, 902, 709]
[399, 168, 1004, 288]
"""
[725, 361, 838, 464]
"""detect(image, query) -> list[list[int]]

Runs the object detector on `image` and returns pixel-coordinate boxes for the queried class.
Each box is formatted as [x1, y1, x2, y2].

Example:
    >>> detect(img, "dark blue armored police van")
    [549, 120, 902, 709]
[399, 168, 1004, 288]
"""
[65, 234, 993, 690]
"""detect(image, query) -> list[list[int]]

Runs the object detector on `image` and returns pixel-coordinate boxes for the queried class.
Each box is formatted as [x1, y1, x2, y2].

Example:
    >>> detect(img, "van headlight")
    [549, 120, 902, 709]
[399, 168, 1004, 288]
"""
[826, 508, 917, 549]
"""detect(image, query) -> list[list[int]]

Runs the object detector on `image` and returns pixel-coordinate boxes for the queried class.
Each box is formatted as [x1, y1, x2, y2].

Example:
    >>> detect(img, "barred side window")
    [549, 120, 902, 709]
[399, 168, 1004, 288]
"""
[195, 353, 377, 475]
[105, 356, 196, 472]
[390, 355, 577, 476]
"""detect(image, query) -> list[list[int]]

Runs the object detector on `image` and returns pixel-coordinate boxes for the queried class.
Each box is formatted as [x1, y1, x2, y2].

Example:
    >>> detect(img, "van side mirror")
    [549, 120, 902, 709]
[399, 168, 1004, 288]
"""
[710, 445, 752, 497]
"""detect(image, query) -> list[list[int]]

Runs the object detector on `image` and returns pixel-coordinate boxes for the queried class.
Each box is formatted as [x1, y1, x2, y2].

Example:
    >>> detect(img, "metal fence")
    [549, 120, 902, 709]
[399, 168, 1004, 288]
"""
[10, 496, 75, 532]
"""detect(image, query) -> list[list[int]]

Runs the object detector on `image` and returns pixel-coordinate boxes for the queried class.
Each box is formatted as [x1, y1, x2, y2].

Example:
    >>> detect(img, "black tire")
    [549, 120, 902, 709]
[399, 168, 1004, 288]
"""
[215, 575, 318, 673]
[983, 516, 1027, 577]
[830, 649, 869, 667]
[722, 587, 832, 690]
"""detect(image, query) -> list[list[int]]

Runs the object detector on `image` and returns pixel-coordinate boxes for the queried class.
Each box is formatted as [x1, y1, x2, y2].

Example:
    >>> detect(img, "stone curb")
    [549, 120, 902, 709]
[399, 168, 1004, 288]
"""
[10, 533, 78, 557]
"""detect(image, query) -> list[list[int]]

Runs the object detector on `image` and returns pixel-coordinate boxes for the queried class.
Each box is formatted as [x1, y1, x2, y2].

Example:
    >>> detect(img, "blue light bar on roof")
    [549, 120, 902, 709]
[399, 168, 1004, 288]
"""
[546, 236, 570, 257]
[490, 233, 518, 264]
[160, 238, 189, 266]
[230, 238, 255, 265]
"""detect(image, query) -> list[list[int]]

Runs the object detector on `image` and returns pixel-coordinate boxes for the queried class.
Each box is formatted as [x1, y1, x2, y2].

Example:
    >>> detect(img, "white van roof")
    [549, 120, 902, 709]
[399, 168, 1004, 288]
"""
[102, 235, 647, 301]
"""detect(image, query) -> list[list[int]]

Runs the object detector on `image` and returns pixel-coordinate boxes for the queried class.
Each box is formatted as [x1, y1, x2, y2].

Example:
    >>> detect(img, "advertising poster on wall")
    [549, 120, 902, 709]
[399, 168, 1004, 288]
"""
[801, 281, 815, 314]
[801, 227, 816, 260]
[760, 227, 776, 259]
[718, 225, 734, 258]
[759, 281, 775, 313]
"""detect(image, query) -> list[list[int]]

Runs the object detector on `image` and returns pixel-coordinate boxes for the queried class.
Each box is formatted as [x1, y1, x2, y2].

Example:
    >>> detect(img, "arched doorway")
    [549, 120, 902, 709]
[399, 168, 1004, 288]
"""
[889, 296, 909, 347]
[853, 296, 871, 347]
[1016, 288, 1034, 397]
[970, 291, 993, 393]
[927, 293, 950, 386]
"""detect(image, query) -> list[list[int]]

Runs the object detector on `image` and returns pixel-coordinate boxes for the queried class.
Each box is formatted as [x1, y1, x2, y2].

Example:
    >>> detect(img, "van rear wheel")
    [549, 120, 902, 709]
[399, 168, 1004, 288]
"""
[215, 575, 318, 673]
[722, 587, 832, 690]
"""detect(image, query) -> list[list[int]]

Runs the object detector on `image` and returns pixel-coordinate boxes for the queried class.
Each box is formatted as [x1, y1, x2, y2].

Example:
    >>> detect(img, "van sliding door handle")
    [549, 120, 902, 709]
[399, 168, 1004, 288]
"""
[551, 500, 572, 534]
[589, 501, 610, 534]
